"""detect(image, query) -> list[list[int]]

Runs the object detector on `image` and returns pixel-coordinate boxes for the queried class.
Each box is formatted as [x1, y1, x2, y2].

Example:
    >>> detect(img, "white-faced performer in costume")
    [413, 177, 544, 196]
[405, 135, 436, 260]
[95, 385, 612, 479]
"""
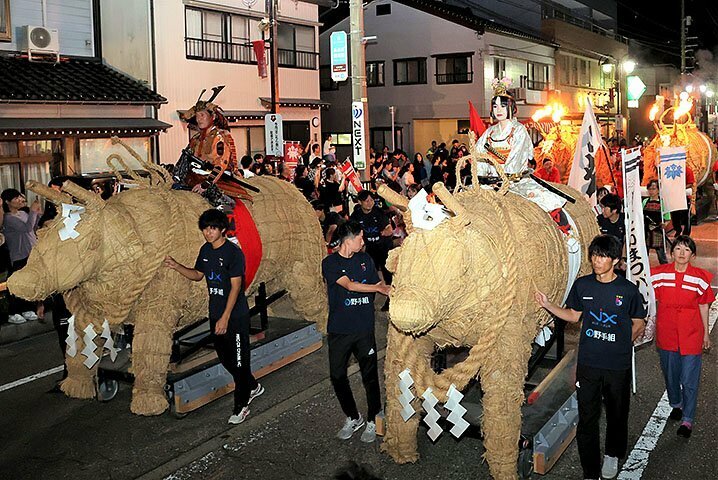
[475, 78, 566, 214]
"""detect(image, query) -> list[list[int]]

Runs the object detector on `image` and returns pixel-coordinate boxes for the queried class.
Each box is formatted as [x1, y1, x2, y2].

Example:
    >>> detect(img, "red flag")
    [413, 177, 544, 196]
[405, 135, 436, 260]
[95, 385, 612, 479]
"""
[253, 40, 267, 78]
[469, 101, 486, 136]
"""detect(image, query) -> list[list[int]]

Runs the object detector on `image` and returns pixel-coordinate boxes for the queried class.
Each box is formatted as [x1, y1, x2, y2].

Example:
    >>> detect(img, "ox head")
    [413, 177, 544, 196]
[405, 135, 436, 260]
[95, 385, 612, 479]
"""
[378, 183, 505, 337]
[8, 181, 106, 300]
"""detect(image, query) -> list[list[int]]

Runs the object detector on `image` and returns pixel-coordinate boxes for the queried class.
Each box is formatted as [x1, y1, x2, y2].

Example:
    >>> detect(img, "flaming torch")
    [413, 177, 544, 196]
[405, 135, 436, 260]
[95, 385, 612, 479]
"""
[649, 103, 660, 134]
[672, 97, 694, 136]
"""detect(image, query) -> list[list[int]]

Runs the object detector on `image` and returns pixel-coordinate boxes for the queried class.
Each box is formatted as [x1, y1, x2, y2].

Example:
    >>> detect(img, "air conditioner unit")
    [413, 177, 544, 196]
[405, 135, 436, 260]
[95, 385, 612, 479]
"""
[24, 25, 60, 62]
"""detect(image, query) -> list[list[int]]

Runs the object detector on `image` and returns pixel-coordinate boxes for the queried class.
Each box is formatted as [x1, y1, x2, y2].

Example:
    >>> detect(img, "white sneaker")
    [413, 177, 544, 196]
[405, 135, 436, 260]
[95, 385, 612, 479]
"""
[337, 414, 364, 440]
[228, 406, 250, 424]
[8, 314, 27, 324]
[360, 421, 377, 443]
[21, 311, 38, 321]
[248, 383, 264, 404]
[601, 455, 618, 479]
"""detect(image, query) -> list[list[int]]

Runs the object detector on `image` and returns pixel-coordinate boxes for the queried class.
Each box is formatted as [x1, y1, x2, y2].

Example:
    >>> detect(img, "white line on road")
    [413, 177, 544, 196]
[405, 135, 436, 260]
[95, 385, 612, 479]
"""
[618, 306, 717, 479]
[0, 365, 63, 393]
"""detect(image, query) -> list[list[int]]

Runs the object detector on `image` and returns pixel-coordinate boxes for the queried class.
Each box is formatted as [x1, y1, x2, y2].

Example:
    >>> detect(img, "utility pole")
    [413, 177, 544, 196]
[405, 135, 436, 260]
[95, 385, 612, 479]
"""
[681, 0, 685, 73]
[267, 0, 280, 113]
[349, 0, 369, 175]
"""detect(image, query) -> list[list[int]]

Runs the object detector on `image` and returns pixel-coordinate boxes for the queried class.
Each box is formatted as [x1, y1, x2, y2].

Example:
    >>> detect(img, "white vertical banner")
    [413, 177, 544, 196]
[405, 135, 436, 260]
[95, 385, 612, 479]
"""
[568, 99, 601, 207]
[622, 147, 656, 346]
[351, 102, 366, 169]
[657, 146, 687, 212]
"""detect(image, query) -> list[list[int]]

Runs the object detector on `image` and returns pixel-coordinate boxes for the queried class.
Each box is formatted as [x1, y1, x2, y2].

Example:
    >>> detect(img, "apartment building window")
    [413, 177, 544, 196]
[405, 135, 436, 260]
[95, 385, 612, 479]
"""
[376, 4, 391, 15]
[320, 66, 339, 91]
[526, 62, 549, 90]
[366, 61, 385, 87]
[494, 58, 506, 79]
[578, 58, 591, 87]
[185, 7, 259, 64]
[394, 58, 426, 85]
[277, 23, 317, 70]
[435, 53, 473, 84]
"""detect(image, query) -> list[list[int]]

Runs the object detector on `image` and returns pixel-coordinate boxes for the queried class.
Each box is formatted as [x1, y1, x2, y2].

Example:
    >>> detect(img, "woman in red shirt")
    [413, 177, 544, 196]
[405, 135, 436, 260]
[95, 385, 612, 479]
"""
[651, 235, 714, 438]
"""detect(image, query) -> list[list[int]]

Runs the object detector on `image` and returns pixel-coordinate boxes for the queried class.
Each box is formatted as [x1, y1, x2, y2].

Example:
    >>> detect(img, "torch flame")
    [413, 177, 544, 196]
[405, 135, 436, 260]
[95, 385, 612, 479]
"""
[649, 103, 659, 122]
[673, 98, 693, 120]
[532, 103, 566, 122]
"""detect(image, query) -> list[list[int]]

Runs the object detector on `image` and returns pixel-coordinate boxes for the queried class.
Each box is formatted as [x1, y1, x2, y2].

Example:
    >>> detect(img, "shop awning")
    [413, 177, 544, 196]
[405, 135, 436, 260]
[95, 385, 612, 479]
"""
[176, 110, 269, 122]
[0, 117, 172, 139]
[259, 97, 330, 109]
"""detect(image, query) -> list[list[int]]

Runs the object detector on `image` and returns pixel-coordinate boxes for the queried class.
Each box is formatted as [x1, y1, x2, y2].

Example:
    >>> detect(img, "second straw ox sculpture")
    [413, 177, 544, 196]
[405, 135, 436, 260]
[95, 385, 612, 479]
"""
[378, 179, 598, 480]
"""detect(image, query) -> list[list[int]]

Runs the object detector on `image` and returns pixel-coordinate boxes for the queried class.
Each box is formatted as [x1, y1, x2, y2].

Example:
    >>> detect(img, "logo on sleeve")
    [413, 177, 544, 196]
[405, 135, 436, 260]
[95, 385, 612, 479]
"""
[615, 295, 623, 306]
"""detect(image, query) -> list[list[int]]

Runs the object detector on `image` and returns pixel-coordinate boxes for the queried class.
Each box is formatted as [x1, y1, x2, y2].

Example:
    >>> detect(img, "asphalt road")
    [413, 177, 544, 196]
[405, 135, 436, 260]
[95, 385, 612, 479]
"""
[0, 222, 715, 480]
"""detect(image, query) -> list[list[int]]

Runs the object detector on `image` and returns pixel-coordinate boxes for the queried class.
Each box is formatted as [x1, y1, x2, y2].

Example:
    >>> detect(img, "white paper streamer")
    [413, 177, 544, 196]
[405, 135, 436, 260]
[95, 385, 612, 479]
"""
[408, 190, 449, 230]
[534, 326, 553, 347]
[65, 315, 78, 357]
[100, 319, 120, 362]
[398, 369, 416, 422]
[81, 324, 99, 368]
[59, 203, 86, 241]
[421, 387, 442, 441]
[445, 384, 470, 438]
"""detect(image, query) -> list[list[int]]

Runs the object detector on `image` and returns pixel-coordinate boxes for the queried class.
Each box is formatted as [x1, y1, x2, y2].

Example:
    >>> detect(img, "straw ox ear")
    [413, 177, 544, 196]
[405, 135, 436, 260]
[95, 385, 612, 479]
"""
[25, 180, 72, 206]
[432, 182, 467, 219]
[61, 180, 105, 210]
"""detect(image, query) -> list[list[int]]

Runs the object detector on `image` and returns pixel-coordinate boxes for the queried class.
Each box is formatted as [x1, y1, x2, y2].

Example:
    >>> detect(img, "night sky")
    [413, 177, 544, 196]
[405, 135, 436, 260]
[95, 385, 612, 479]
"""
[617, 0, 718, 71]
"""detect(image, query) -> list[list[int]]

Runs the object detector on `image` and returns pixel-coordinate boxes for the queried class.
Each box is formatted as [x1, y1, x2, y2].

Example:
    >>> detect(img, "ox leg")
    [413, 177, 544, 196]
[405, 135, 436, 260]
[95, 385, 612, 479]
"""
[286, 262, 328, 332]
[381, 324, 421, 463]
[129, 313, 174, 416]
[60, 334, 98, 399]
[479, 338, 529, 480]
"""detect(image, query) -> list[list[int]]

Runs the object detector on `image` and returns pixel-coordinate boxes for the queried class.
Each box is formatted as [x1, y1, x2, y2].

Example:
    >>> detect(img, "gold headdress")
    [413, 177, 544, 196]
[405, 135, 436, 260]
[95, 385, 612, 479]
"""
[491, 77, 513, 97]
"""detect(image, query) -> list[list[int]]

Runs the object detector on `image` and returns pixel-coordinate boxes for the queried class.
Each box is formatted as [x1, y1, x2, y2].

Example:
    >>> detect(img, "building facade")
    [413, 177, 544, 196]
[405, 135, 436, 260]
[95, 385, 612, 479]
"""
[101, 0, 326, 165]
[0, 0, 167, 198]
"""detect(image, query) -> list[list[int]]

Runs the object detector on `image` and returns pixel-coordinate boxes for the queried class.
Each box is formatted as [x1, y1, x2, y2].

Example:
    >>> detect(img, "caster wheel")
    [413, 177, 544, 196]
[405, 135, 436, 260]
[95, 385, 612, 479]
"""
[97, 379, 119, 402]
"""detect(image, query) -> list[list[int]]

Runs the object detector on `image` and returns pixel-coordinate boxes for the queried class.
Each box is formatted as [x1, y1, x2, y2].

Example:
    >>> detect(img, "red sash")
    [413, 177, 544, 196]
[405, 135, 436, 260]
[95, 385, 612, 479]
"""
[227, 201, 263, 291]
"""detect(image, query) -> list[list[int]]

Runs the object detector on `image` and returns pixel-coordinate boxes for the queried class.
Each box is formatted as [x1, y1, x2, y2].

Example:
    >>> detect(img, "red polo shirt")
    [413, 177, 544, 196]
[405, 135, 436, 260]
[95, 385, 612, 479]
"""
[534, 166, 561, 183]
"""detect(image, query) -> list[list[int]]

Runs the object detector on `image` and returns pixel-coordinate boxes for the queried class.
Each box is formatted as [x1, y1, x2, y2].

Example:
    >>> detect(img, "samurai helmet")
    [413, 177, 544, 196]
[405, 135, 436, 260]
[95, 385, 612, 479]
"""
[181, 85, 229, 130]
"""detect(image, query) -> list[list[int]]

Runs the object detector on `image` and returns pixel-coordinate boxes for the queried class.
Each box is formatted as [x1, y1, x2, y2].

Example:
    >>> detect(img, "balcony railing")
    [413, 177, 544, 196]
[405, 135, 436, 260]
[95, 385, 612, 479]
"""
[519, 75, 550, 90]
[185, 37, 317, 70]
[541, 3, 629, 45]
[277, 48, 318, 70]
[435, 72, 473, 85]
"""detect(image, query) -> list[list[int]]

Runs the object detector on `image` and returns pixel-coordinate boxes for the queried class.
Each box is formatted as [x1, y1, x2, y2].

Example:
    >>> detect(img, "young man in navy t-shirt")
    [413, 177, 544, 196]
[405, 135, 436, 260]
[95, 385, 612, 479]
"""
[322, 220, 391, 443]
[165, 209, 263, 425]
[535, 234, 646, 480]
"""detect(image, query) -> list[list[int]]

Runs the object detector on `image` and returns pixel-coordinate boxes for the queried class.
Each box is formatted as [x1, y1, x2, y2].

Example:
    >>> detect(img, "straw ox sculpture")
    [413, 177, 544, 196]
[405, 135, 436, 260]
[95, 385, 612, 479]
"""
[7, 138, 326, 416]
[378, 146, 599, 479]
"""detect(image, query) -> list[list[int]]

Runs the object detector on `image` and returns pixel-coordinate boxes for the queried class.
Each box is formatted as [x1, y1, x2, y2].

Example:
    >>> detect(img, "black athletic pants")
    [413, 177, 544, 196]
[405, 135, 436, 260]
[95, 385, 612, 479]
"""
[576, 364, 632, 479]
[213, 317, 258, 414]
[670, 201, 692, 236]
[328, 331, 381, 422]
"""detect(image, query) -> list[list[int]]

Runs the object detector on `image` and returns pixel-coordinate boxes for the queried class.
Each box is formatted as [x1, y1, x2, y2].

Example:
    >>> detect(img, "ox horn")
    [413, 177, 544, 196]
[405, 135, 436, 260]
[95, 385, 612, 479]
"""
[432, 182, 467, 218]
[61, 180, 105, 209]
[26, 180, 72, 205]
[377, 184, 408, 212]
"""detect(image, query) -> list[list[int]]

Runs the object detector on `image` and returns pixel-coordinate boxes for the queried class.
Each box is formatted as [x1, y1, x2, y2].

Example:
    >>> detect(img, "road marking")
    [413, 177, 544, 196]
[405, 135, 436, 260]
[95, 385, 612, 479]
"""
[618, 306, 716, 479]
[0, 365, 64, 393]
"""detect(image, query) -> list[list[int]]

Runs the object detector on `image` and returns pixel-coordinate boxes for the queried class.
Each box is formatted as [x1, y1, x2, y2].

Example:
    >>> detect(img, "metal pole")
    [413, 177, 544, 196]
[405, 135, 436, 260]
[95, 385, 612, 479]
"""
[268, 0, 280, 114]
[681, 0, 686, 74]
[390, 106, 395, 152]
[350, 0, 369, 174]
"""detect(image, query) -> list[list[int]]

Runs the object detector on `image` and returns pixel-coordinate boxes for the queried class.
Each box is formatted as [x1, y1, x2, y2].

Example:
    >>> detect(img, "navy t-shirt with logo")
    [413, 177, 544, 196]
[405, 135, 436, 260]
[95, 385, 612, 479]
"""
[566, 274, 646, 371]
[194, 240, 250, 325]
[322, 251, 380, 334]
[350, 206, 390, 248]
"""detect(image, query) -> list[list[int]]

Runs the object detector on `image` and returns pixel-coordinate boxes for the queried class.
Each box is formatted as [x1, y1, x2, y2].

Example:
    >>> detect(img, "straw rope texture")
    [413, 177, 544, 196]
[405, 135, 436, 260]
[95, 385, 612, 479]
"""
[8, 140, 326, 415]
[641, 125, 717, 187]
[380, 181, 599, 479]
